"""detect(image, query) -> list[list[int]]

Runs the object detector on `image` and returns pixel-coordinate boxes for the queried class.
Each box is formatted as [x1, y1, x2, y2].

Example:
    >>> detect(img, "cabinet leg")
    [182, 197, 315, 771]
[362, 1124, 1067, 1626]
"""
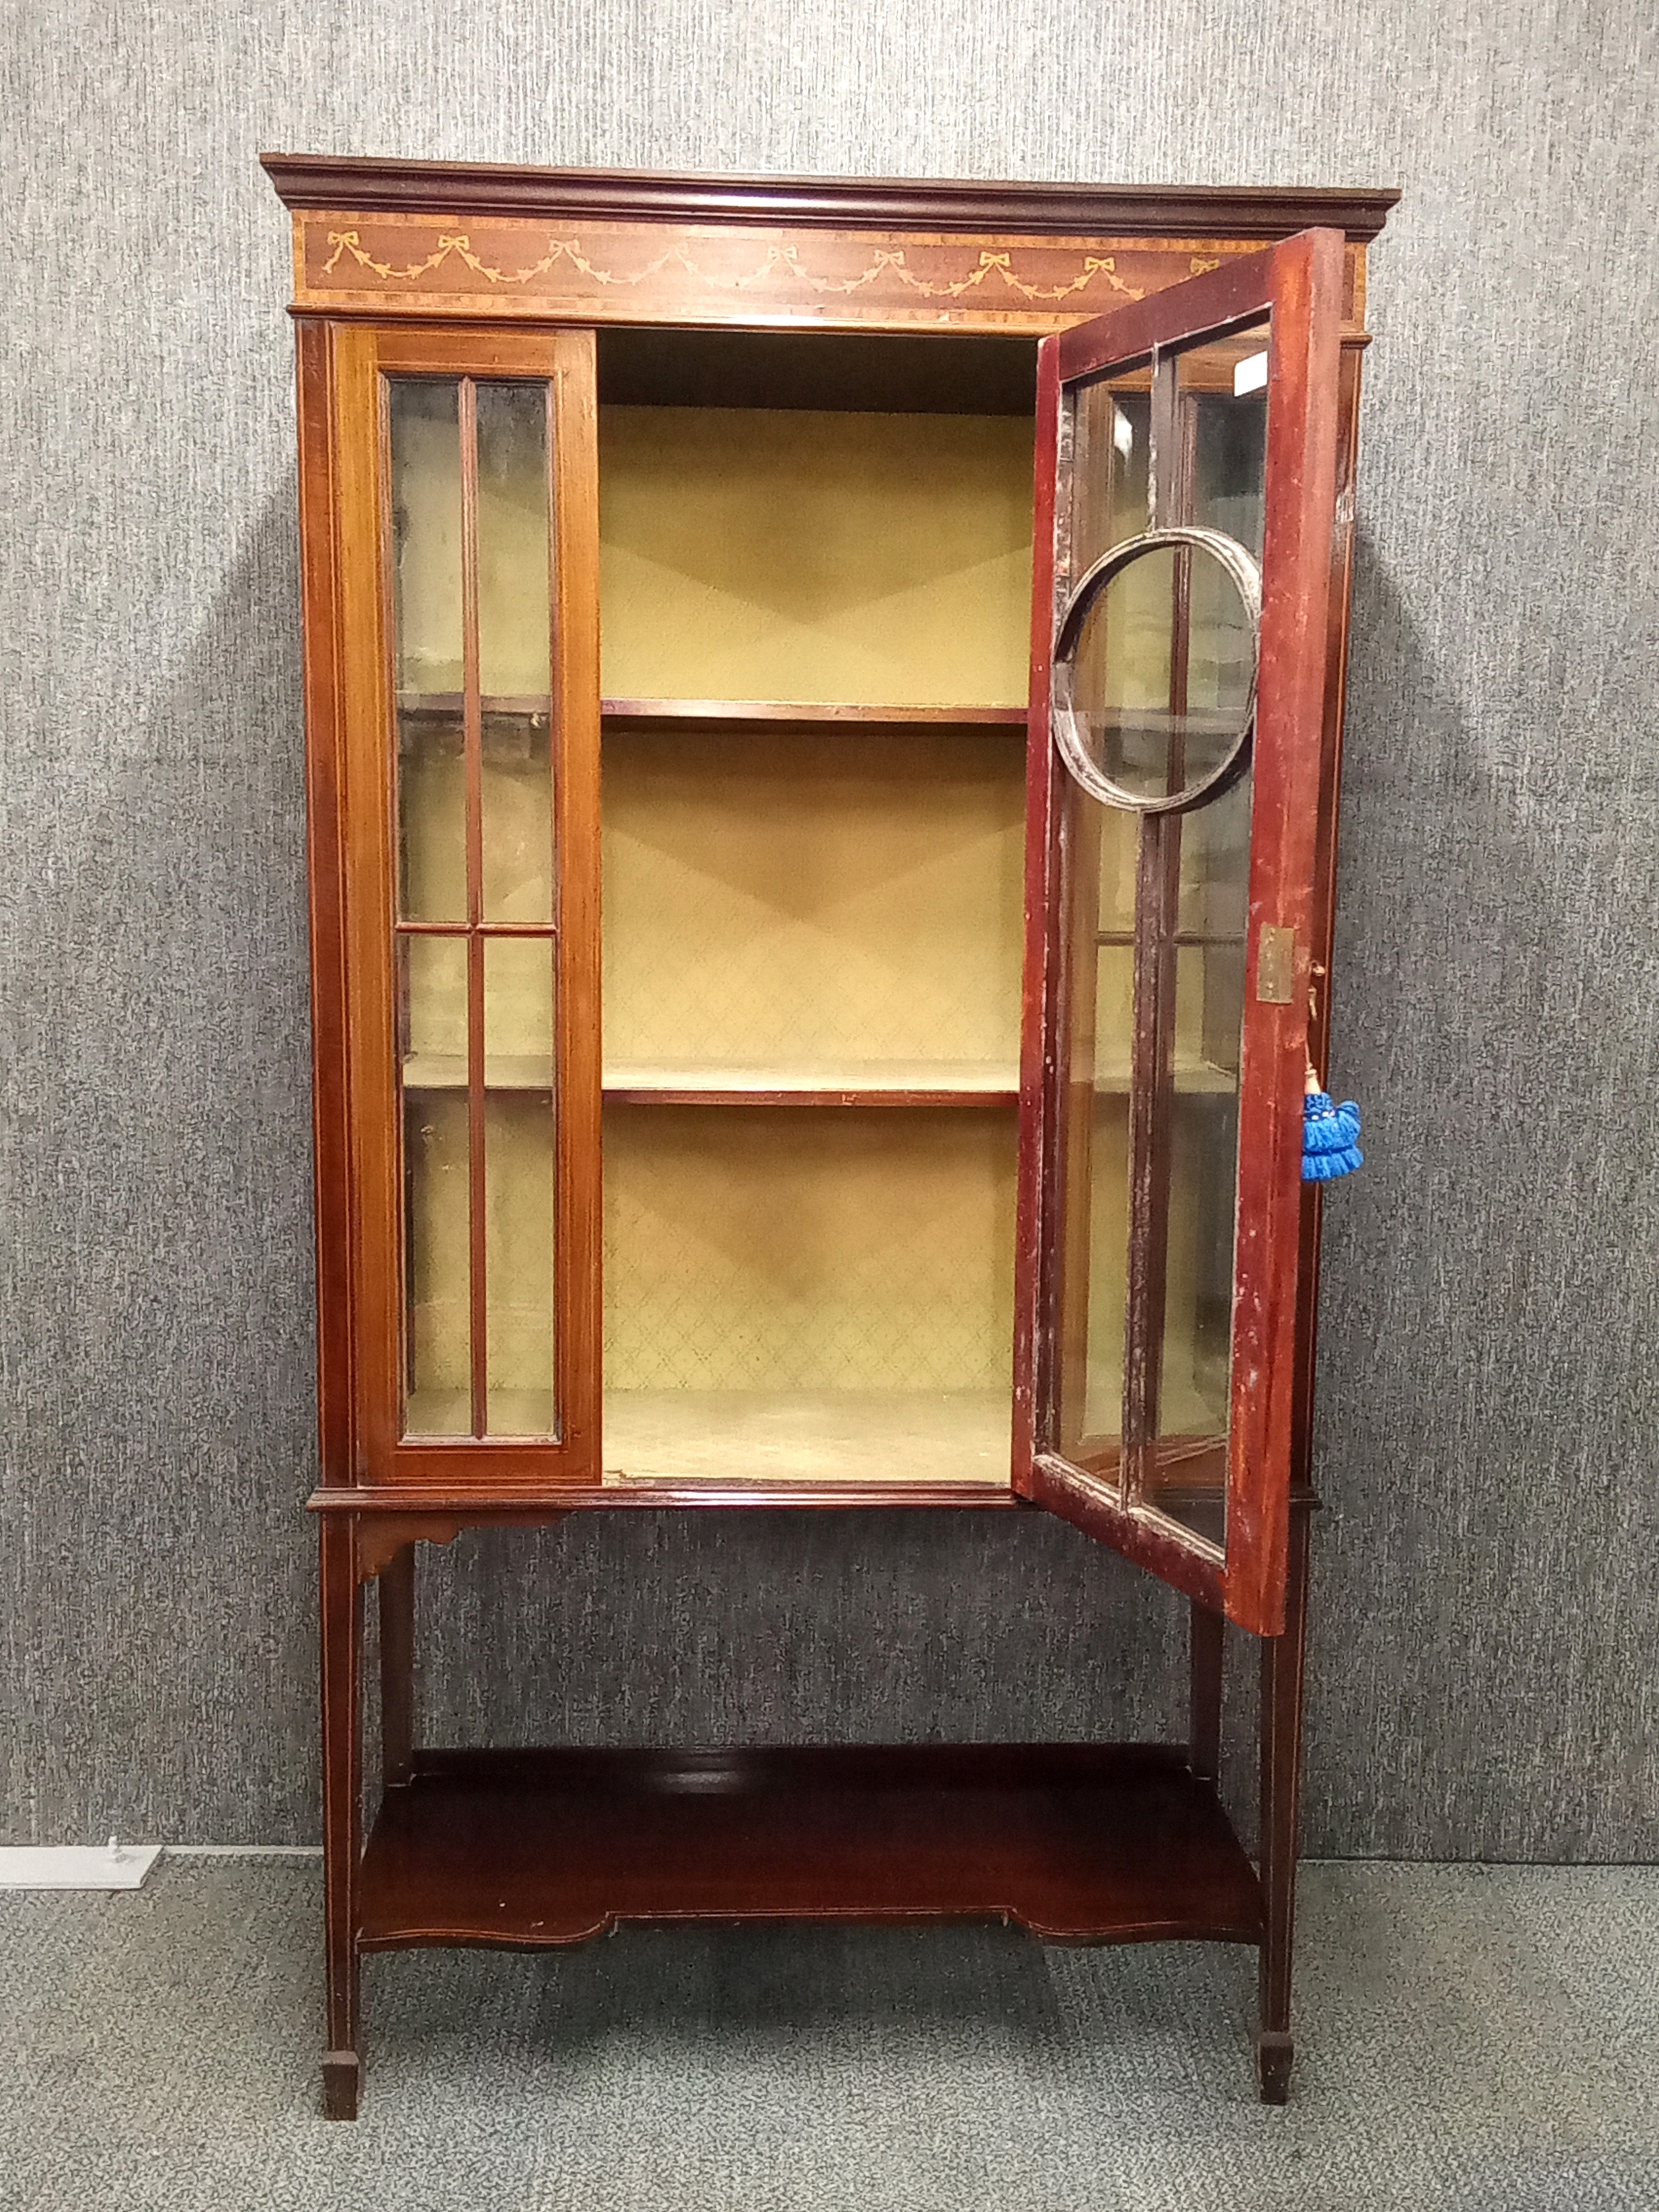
[321, 1515, 363, 2121]
[379, 1543, 415, 1787]
[323, 2049, 361, 2122]
[1188, 1598, 1224, 1784]
[1256, 1500, 1312, 2105]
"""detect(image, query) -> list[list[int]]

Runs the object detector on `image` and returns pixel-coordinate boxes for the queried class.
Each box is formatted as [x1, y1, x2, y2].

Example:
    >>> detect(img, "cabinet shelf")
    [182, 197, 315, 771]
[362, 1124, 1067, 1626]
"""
[358, 1744, 1264, 1951]
[605, 1060, 1021, 1107]
[604, 698, 1028, 734]
[398, 692, 1027, 735]
[402, 1054, 1021, 1101]
[401, 1056, 1234, 1101]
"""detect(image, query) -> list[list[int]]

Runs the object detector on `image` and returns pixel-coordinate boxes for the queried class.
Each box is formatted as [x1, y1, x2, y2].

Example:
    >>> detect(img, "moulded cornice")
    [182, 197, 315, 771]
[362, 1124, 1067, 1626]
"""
[261, 153, 1399, 242]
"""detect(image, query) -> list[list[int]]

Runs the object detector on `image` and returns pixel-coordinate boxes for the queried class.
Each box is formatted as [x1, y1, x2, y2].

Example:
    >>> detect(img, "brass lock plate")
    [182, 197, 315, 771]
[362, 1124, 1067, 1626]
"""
[1256, 925, 1296, 1004]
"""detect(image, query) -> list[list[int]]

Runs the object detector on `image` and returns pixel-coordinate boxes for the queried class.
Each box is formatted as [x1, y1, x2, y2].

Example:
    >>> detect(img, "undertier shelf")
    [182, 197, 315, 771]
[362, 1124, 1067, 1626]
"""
[357, 1745, 1265, 1950]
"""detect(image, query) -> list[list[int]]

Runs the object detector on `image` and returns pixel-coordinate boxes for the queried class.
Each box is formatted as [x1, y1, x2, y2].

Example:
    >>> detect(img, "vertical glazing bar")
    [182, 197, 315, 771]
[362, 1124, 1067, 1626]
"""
[459, 377, 488, 1439]
[1167, 401, 1197, 787]
[1122, 353, 1187, 1502]
[544, 379, 562, 921]
[543, 378, 562, 1429]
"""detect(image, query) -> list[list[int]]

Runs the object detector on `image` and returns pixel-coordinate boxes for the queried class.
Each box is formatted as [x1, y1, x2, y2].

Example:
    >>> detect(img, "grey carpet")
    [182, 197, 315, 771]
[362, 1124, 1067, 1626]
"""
[1, 1859, 1656, 2210]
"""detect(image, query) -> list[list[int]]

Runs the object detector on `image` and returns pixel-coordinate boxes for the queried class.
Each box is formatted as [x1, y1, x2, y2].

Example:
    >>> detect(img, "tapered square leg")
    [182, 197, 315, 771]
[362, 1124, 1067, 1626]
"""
[1188, 1597, 1224, 1784]
[323, 2048, 361, 2121]
[379, 1542, 416, 1787]
[1256, 1500, 1312, 2104]
[320, 1515, 364, 2120]
[1255, 2029, 1294, 2103]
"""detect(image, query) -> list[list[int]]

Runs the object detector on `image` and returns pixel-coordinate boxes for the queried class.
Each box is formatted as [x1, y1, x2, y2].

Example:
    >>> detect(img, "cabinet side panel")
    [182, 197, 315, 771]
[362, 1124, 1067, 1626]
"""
[298, 318, 355, 1485]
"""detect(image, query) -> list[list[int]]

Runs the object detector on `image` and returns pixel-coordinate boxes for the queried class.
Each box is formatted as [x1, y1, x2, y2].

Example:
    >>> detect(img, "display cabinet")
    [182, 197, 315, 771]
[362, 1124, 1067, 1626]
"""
[264, 155, 1395, 2118]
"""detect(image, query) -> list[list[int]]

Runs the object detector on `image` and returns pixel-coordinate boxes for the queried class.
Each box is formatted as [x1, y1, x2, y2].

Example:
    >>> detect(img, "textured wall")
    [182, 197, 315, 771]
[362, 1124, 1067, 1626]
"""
[3, 0, 1656, 1858]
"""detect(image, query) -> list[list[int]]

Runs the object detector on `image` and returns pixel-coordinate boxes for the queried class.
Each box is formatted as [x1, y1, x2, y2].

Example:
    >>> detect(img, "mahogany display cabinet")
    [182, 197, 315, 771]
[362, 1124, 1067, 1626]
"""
[264, 154, 1395, 2118]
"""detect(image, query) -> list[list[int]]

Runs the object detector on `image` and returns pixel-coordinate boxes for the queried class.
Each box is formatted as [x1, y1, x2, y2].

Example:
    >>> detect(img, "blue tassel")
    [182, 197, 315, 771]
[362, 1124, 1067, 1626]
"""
[1303, 1088, 1363, 1182]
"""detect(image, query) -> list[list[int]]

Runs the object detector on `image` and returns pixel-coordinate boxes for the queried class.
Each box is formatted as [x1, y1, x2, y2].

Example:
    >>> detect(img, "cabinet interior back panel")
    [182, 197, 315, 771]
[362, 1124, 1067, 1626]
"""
[602, 724, 1025, 1073]
[604, 1105, 1015, 1390]
[598, 407, 1035, 706]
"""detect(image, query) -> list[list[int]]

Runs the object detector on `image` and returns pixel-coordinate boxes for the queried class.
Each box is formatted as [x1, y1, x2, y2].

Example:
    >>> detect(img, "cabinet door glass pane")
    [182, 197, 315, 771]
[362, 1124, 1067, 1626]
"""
[400, 935, 469, 1435]
[484, 937, 556, 1437]
[1052, 322, 1269, 1550]
[390, 382, 466, 923]
[1141, 328, 1267, 1545]
[477, 384, 555, 924]
[387, 373, 561, 1443]
[1052, 371, 1147, 1483]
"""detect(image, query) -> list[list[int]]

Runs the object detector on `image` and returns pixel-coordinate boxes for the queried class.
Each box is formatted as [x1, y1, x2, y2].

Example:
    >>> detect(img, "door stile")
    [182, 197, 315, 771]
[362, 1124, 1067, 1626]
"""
[1287, 336, 1369, 1513]
[1011, 337, 1067, 1486]
[297, 316, 358, 1490]
[331, 323, 401, 1476]
[1224, 236, 1343, 1633]
[548, 333, 604, 1479]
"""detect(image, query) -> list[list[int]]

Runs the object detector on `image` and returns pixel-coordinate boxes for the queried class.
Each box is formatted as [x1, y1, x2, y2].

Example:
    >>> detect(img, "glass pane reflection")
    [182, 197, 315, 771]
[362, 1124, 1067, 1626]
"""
[484, 937, 556, 1437]
[1136, 322, 1269, 1549]
[1052, 320, 1273, 1555]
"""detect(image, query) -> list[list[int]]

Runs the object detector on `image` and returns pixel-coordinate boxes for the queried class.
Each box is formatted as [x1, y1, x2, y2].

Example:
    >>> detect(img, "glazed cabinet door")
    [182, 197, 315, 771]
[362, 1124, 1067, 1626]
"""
[1013, 232, 1344, 1633]
[312, 324, 602, 1489]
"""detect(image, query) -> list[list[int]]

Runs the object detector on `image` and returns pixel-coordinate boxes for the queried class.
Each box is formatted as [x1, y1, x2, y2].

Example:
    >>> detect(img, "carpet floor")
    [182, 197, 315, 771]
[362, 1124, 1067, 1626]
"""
[1, 1857, 1656, 2211]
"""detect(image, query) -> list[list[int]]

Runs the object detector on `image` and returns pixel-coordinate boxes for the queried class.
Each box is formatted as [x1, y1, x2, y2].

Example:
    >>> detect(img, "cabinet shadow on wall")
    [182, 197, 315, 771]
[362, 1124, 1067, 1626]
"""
[1294, 525, 1659, 1861]
[5, 477, 319, 1842]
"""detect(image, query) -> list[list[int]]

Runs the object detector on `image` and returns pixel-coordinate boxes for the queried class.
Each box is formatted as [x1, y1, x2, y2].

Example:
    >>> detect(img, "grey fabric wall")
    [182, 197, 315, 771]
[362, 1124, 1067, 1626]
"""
[3, 0, 1656, 1858]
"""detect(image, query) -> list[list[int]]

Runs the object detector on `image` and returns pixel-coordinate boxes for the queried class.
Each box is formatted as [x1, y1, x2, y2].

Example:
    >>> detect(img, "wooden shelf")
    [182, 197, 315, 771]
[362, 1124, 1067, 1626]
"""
[404, 1055, 1019, 1102]
[403, 1056, 1231, 1102]
[357, 1744, 1264, 1950]
[604, 1061, 1019, 1107]
[397, 693, 1028, 733]
[603, 698, 1028, 733]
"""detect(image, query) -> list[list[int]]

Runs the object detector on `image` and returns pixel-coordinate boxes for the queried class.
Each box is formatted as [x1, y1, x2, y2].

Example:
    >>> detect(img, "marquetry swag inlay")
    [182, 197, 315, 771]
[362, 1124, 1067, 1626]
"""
[293, 213, 1262, 327]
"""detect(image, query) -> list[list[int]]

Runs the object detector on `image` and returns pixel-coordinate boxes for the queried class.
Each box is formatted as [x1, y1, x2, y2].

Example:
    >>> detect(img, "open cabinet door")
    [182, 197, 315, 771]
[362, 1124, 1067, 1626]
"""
[1012, 231, 1344, 1635]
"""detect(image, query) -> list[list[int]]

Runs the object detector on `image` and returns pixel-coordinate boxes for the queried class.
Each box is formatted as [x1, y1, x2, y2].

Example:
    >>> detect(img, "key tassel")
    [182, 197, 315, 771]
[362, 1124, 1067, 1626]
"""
[1303, 1069, 1363, 1182]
